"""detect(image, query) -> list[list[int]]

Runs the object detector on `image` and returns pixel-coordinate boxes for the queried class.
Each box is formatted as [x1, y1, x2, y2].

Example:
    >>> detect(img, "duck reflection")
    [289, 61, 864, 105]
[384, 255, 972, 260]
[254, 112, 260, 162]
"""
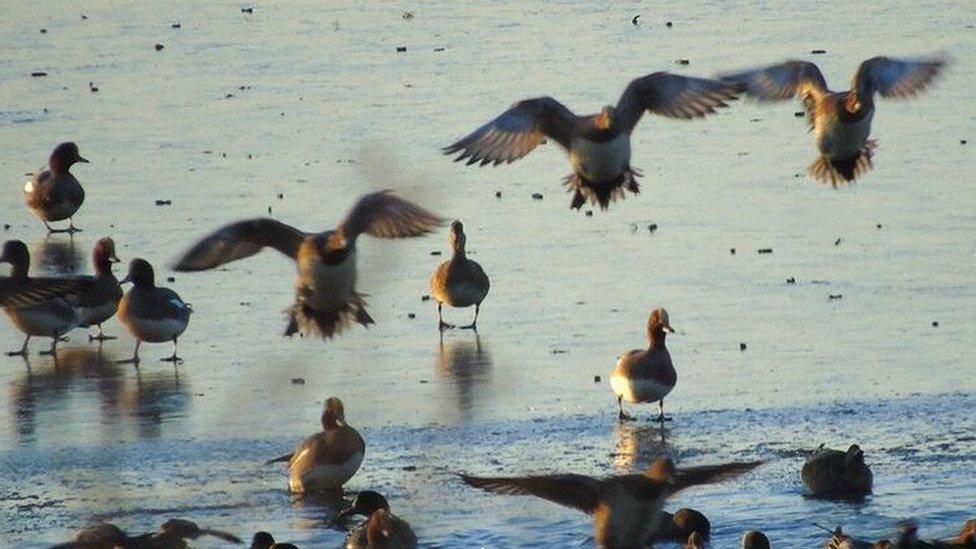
[5, 347, 189, 443]
[31, 236, 85, 276]
[612, 421, 671, 473]
[436, 334, 493, 423]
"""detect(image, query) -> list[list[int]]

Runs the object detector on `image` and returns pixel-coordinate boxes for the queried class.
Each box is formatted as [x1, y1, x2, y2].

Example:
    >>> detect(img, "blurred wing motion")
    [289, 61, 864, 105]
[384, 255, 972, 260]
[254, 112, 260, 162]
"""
[719, 60, 828, 101]
[669, 460, 763, 495]
[853, 55, 946, 99]
[443, 97, 578, 166]
[0, 277, 91, 308]
[459, 473, 604, 514]
[172, 218, 308, 271]
[614, 72, 739, 132]
[337, 190, 445, 243]
[158, 518, 243, 544]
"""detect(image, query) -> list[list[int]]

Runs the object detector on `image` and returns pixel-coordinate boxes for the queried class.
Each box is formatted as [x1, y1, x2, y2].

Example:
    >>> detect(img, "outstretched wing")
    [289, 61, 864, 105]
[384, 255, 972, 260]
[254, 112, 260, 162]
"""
[669, 460, 763, 495]
[613, 72, 739, 133]
[719, 60, 828, 101]
[459, 473, 604, 514]
[853, 55, 946, 99]
[158, 518, 243, 544]
[443, 97, 578, 166]
[0, 277, 92, 308]
[172, 218, 308, 272]
[337, 190, 444, 244]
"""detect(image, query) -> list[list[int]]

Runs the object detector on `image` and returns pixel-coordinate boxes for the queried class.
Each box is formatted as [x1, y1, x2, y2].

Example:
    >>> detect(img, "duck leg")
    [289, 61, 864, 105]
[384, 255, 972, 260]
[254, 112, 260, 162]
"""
[437, 303, 454, 331]
[39, 334, 59, 356]
[655, 400, 673, 422]
[460, 304, 480, 331]
[617, 395, 636, 422]
[89, 324, 115, 342]
[160, 338, 182, 363]
[6, 336, 30, 356]
[66, 218, 82, 234]
[117, 340, 141, 366]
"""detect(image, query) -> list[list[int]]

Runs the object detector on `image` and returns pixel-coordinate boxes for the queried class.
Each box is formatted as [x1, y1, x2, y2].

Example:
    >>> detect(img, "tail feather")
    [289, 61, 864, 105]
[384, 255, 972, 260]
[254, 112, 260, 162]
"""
[808, 140, 877, 187]
[562, 169, 642, 210]
[283, 292, 374, 339]
[265, 452, 294, 465]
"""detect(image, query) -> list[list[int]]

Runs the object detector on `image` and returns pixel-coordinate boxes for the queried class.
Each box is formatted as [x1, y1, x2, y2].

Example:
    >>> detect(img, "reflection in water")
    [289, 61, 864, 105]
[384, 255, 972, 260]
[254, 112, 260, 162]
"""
[612, 422, 671, 473]
[289, 490, 348, 528]
[5, 347, 189, 443]
[31, 237, 86, 276]
[436, 334, 493, 423]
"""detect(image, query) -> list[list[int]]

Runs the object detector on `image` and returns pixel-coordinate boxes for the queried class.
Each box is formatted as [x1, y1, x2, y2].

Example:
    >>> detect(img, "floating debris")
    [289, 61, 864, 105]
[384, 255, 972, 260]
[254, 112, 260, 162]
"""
[402, 11, 414, 20]
[89, 82, 98, 93]
[676, 59, 690, 65]
[154, 199, 172, 206]
[31, 71, 48, 77]
[739, 343, 747, 351]
[154, 43, 164, 51]
[402, 465, 417, 471]
[758, 248, 772, 254]
[594, 375, 602, 383]
[166, 276, 175, 283]
[811, 49, 827, 54]
[961, 139, 967, 145]
[786, 277, 796, 284]
[277, 193, 283, 200]
[794, 111, 805, 117]
[407, 313, 416, 319]
[834, 238, 843, 246]
[291, 377, 305, 385]
[932, 321, 939, 327]
[396, 46, 407, 52]
[666, 21, 673, 28]
[876, 223, 883, 229]
[434, 47, 445, 52]
[241, 7, 253, 13]
[531, 193, 544, 200]
[648, 223, 658, 233]
[585, 210, 593, 217]
[421, 295, 431, 302]
[632, 15, 641, 26]
[829, 294, 843, 300]
[40, 28, 47, 34]
[495, 190, 502, 198]
[171, 22, 181, 29]
[430, 251, 442, 256]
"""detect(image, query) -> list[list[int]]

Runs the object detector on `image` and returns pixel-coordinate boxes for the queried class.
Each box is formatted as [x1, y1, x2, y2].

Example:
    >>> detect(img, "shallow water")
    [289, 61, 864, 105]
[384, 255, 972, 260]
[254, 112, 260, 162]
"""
[1, 0, 974, 547]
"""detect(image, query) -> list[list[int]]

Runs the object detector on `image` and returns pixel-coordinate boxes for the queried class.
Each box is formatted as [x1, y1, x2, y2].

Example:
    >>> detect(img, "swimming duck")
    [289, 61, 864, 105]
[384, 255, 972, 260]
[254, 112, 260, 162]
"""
[743, 530, 771, 549]
[460, 457, 761, 549]
[117, 258, 192, 365]
[429, 220, 489, 331]
[671, 508, 710, 541]
[802, 444, 873, 499]
[266, 397, 365, 493]
[719, 55, 945, 186]
[53, 518, 241, 548]
[610, 307, 677, 422]
[1, 240, 84, 357]
[24, 142, 88, 234]
[71, 237, 122, 341]
[173, 190, 443, 339]
[685, 531, 706, 549]
[250, 531, 300, 549]
[444, 72, 738, 210]
[338, 490, 418, 549]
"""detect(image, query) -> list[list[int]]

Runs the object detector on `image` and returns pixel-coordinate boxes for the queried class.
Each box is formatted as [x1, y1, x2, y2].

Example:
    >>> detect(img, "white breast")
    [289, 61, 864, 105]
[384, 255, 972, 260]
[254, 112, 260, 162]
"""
[290, 450, 364, 492]
[610, 374, 673, 403]
[300, 249, 358, 311]
[571, 134, 631, 182]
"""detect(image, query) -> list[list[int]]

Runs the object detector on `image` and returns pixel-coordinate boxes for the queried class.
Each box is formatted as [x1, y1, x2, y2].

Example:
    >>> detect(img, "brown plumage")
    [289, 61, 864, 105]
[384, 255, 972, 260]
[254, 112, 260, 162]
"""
[24, 142, 88, 234]
[610, 308, 677, 422]
[53, 518, 242, 548]
[802, 444, 873, 499]
[339, 491, 417, 549]
[429, 220, 489, 331]
[445, 72, 738, 210]
[116, 259, 192, 365]
[173, 191, 443, 339]
[742, 530, 771, 549]
[71, 237, 123, 341]
[460, 457, 761, 549]
[719, 55, 946, 186]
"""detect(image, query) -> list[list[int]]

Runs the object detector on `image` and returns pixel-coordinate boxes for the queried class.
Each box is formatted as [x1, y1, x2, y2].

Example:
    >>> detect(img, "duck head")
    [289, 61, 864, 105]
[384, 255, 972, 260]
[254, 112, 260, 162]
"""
[647, 307, 675, 347]
[250, 531, 276, 549]
[49, 142, 89, 174]
[844, 444, 865, 468]
[93, 237, 120, 274]
[321, 396, 347, 429]
[336, 490, 390, 521]
[0, 240, 31, 278]
[120, 258, 155, 288]
[449, 220, 466, 255]
[646, 457, 677, 482]
[595, 105, 614, 130]
[741, 530, 770, 549]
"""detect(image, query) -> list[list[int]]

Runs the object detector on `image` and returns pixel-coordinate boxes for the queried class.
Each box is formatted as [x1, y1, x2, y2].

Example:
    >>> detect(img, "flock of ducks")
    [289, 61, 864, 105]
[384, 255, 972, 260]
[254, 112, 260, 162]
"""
[1, 51, 966, 548]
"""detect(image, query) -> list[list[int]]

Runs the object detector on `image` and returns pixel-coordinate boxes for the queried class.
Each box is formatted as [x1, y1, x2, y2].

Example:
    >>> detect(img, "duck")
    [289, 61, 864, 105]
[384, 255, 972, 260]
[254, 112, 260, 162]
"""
[250, 531, 300, 549]
[338, 490, 418, 548]
[24, 142, 88, 234]
[671, 508, 710, 542]
[743, 530, 771, 549]
[266, 397, 365, 493]
[173, 190, 443, 339]
[685, 531, 706, 549]
[116, 258, 192, 365]
[429, 220, 489, 331]
[460, 457, 761, 549]
[53, 518, 241, 548]
[1, 240, 84, 357]
[71, 237, 123, 341]
[718, 55, 945, 186]
[444, 72, 738, 210]
[802, 443, 873, 499]
[610, 307, 677, 422]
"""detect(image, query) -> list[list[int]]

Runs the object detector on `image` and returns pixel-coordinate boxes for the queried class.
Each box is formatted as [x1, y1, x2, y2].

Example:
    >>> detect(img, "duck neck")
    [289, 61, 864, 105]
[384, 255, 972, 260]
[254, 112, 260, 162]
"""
[451, 234, 466, 260]
[8, 259, 29, 279]
[647, 327, 667, 349]
[93, 251, 113, 276]
[49, 155, 70, 176]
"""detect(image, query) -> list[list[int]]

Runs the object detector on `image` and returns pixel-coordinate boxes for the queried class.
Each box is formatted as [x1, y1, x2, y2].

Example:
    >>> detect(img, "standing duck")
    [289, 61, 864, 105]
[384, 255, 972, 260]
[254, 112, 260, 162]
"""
[173, 190, 444, 339]
[117, 258, 192, 365]
[266, 397, 365, 493]
[24, 142, 89, 234]
[72, 237, 123, 341]
[429, 220, 489, 330]
[610, 308, 677, 422]
[801, 444, 873, 499]
[444, 72, 738, 210]
[719, 55, 945, 186]
[460, 457, 761, 549]
[1, 240, 84, 357]
[338, 491, 417, 549]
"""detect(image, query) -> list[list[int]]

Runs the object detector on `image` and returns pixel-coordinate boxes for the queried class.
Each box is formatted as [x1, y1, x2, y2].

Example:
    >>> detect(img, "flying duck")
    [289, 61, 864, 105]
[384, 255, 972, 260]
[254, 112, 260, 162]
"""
[1, 240, 86, 357]
[338, 490, 418, 549]
[53, 518, 242, 548]
[802, 443, 873, 499]
[24, 142, 88, 234]
[173, 190, 444, 339]
[250, 531, 300, 549]
[71, 237, 123, 341]
[742, 530, 771, 549]
[444, 72, 738, 210]
[719, 55, 946, 186]
[116, 258, 192, 365]
[610, 307, 677, 422]
[429, 220, 489, 330]
[266, 397, 365, 493]
[460, 457, 761, 549]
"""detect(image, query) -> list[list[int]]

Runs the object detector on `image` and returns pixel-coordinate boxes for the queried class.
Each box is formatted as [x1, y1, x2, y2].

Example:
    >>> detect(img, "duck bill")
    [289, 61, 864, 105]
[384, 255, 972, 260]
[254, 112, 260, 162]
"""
[77, 156, 90, 163]
[664, 324, 675, 334]
[119, 274, 132, 284]
[109, 254, 120, 263]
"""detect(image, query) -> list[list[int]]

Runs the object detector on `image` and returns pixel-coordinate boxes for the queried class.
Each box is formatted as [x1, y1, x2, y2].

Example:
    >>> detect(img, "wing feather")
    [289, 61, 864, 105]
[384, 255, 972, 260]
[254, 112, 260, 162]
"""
[337, 190, 444, 243]
[614, 72, 739, 133]
[172, 218, 308, 272]
[853, 55, 946, 99]
[459, 473, 604, 514]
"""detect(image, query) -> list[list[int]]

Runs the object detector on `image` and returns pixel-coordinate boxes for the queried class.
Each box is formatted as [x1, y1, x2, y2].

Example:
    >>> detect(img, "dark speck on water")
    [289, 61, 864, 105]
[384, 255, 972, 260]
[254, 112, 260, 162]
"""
[430, 251, 441, 256]
[834, 238, 843, 246]
[166, 277, 175, 283]
[960, 139, 967, 144]
[730, 247, 736, 254]
[932, 321, 939, 327]
[794, 111, 805, 117]
[531, 193, 543, 200]
[396, 46, 407, 52]
[758, 248, 772, 254]
[241, 7, 253, 13]
[31, 71, 47, 77]
[648, 223, 658, 233]
[811, 49, 827, 54]
[154, 43, 164, 51]
[154, 199, 172, 206]
[407, 313, 416, 319]
[171, 22, 181, 28]
[877, 223, 883, 229]
[291, 378, 305, 385]
[40, 28, 47, 34]
[786, 277, 796, 284]
[277, 193, 283, 199]
[676, 59, 690, 65]
[495, 190, 501, 198]
[666, 20, 673, 27]
[421, 295, 430, 302]
[585, 210, 593, 216]
[593, 375, 601, 383]
[829, 294, 843, 300]
[740, 342, 748, 351]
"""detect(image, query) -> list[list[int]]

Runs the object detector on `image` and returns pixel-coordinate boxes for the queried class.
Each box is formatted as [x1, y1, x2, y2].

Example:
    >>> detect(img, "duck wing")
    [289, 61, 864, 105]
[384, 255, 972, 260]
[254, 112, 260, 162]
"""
[459, 472, 605, 514]
[0, 276, 92, 308]
[852, 55, 946, 99]
[443, 97, 578, 166]
[719, 60, 828, 101]
[337, 190, 444, 244]
[613, 72, 739, 133]
[172, 218, 308, 271]
[669, 460, 763, 495]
